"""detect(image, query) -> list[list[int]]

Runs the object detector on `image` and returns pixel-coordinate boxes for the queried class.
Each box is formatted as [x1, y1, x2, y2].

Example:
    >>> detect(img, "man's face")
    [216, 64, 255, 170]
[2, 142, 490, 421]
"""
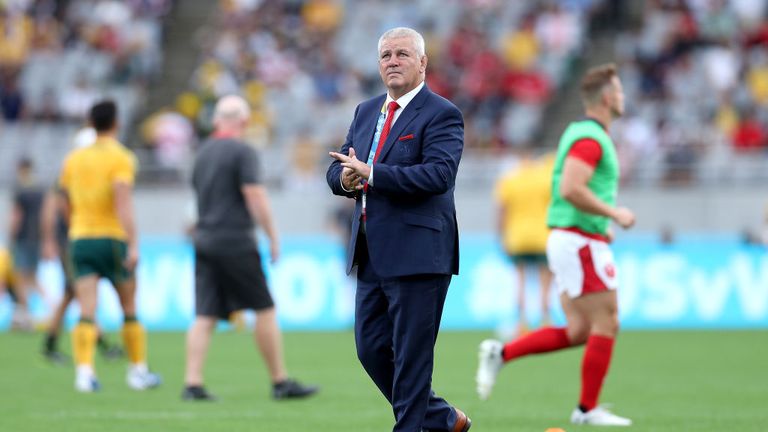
[378, 37, 427, 97]
[607, 76, 625, 118]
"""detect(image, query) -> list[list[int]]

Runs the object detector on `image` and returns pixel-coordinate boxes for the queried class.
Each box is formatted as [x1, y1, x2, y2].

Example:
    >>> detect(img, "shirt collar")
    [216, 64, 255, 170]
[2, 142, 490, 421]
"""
[94, 135, 118, 146]
[385, 81, 424, 111]
[583, 116, 607, 131]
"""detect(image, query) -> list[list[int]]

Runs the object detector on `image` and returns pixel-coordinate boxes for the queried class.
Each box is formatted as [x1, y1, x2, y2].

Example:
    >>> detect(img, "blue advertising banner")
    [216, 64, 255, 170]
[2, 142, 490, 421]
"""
[1, 234, 766, 331]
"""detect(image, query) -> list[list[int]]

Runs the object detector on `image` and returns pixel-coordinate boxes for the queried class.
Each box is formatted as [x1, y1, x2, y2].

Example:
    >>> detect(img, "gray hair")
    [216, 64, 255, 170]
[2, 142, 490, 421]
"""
[377, 27, 426, 57]
[213, 95, 251, 123]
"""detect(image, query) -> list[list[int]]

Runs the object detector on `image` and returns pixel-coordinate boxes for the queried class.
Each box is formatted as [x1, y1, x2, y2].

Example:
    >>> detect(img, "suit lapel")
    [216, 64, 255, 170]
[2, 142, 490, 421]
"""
[356, 95, 387, 159]
[377, 85, 430, 162]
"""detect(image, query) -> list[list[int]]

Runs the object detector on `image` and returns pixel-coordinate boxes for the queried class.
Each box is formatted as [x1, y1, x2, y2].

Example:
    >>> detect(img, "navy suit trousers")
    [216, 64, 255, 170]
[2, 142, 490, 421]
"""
[355, 232, 457, 432]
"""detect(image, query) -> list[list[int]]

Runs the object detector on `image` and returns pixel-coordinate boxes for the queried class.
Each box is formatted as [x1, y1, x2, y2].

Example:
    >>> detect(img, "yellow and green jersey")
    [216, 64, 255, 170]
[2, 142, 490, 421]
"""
[59, 136, 137, 240]
[0, 247, 17, 289]
[495, 156, 553, 254]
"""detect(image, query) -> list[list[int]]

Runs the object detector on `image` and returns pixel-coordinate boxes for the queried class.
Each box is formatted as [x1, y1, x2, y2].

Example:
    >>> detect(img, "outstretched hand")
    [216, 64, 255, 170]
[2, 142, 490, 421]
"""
[330, 148, 371, 190]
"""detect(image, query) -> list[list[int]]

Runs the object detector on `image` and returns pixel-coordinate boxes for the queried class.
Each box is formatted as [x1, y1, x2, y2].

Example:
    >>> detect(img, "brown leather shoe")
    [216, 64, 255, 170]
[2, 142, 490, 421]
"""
[453, 408, 472, 432]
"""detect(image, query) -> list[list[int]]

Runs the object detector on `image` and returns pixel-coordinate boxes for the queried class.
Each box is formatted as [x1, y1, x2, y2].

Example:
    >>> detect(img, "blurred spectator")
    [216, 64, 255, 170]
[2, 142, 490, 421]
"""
[732, 110, 766, 152]
[181, 0, 602, 186]
[9, 158, 47, 314]
[614, 0, 768, 185]
[141, 109, 195, 169]
[0, 74, 24, 121]
[0, 0, 171, 125]
[0, 7, 33, 69]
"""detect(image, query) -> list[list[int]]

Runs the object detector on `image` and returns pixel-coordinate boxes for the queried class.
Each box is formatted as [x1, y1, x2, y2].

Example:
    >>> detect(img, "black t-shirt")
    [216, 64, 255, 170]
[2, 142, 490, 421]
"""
[13, 184, 45, 244]
[192, 138, 261, 254]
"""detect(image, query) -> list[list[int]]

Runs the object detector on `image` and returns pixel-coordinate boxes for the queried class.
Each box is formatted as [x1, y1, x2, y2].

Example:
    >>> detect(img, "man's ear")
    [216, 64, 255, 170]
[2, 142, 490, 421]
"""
[421, 55, 428, 73]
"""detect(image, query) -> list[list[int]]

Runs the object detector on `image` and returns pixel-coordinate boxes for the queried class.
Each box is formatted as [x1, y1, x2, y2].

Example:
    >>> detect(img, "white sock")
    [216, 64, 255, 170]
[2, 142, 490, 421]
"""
[129, 363, 148, 374]
[76, 364, 95, 377]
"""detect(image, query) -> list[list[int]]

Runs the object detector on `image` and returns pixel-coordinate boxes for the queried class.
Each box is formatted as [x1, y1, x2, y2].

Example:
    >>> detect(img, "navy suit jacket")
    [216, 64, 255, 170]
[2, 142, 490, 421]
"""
[326, 85, 463, 278]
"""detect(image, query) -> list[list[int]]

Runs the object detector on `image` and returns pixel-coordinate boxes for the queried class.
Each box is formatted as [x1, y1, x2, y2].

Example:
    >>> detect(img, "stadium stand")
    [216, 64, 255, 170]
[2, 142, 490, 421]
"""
[0, 0, 172, 185]
[612, 0, 768, 186]
[170, 0, 605, 188]
[2, 0, 767, 190]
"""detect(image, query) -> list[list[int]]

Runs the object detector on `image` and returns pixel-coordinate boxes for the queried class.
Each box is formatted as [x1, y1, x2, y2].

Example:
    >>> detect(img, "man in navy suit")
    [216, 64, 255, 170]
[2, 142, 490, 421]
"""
[328, 27, 470, 432]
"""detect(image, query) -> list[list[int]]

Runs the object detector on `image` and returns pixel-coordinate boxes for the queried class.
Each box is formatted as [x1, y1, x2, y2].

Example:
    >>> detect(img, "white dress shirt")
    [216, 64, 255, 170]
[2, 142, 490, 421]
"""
[341, 81, 425, 191]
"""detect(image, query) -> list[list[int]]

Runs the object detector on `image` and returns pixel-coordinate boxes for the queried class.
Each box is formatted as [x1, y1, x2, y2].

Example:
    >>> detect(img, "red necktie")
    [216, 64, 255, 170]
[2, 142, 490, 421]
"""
[363, 101, 400, 194]
[362, 100, 400, 219]
[373, 101, 400, 163]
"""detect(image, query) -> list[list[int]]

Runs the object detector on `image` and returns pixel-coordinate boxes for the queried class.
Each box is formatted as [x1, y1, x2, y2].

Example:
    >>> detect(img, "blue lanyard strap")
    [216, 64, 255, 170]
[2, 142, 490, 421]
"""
[366, 104, 389, 165]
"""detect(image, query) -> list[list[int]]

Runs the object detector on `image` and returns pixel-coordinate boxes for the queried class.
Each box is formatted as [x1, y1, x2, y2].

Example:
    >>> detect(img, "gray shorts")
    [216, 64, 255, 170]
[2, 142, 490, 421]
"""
[13, 241, 39, 273]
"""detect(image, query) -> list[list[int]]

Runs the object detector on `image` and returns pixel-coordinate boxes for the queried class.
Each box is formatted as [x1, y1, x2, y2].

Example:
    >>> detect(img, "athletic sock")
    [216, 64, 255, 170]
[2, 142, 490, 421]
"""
[44, 333, 57, 352]
[579, 334, 615, 411]
[96, 333, 107, 348]
[72, 321, 97, 367]
[122, 318, 147, 364]
[502, 327, 571, 362]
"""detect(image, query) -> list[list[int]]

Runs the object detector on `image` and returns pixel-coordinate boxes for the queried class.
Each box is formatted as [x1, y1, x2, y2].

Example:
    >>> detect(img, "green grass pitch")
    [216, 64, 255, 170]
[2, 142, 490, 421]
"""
[0, 330, 765, 431]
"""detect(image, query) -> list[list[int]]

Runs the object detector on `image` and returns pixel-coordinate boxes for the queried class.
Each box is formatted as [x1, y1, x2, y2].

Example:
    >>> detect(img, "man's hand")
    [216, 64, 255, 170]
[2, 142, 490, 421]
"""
[341, 166, 362, 191]
[124, 242, 139, 271]
[330, 148, 370, 189]
[269, 240, 280, 264]
[611, 207, 636, 229]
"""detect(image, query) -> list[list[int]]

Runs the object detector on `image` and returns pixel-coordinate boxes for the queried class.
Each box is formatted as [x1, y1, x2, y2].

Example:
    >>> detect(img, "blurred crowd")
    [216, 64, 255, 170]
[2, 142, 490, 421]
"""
[0, 0, 172, 186]
[612, 0, 768, 186]
[165, 0, 608, 188]
[3, 0, 768, 189]
[0, 0, 170, 126]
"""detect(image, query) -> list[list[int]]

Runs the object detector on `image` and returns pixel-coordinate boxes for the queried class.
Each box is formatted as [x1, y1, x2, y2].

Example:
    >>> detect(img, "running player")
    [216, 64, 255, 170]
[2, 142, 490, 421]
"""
[476, 63, 635, 426]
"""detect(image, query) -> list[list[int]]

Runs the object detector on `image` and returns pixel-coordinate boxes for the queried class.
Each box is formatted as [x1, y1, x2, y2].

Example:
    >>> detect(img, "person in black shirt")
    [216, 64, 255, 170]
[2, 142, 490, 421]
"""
[182, 95, 318, 401]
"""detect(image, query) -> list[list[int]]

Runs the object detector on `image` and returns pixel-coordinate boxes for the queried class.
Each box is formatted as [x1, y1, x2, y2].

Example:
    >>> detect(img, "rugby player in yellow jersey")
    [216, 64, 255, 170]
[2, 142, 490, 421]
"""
[0, 246, 28, 329]
[59, 100, 160, 392]
[0, 248, 15, 293]
[494, 150, 554, 335]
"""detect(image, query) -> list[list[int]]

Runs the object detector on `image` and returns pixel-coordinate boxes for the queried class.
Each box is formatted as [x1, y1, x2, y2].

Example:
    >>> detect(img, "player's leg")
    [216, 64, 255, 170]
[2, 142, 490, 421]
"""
[514, 261, 527, 335]
[43, 287, 74, 363]
[72, 274, 100, 392]
[182, 250, 221, 400]
[68, 239, 101, 391]
[8, 279, 32, 331]
[538, 262, 553, 326]
[568, 240, 630, 426]
[116, 277, 160, 390]
[183, 315, 217, 400]
[254, 306, 318, 400]
[113, 240, 160, 391]
[225, 249, 316, 400]
[477, 232, 583, 400]
[253, 306, 287, 382]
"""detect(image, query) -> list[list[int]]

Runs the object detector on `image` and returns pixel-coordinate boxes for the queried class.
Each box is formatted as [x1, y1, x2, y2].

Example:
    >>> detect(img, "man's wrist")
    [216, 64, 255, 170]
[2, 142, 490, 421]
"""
[340, 173, 353, 192]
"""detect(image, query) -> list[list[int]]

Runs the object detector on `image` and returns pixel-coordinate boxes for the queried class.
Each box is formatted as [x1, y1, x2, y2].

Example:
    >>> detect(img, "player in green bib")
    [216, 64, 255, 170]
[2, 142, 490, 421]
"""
[476, 64, 636, 427]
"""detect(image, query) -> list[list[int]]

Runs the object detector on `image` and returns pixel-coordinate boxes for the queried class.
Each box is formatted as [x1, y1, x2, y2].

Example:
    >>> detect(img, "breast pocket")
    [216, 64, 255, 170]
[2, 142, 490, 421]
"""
[394, 140, 419, 164]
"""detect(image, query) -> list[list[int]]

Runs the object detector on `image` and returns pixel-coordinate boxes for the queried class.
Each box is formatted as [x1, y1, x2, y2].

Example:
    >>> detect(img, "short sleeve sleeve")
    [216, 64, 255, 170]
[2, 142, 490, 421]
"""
[567, 138, 603, 168]
[59, 159, 70, 191]
[238, 145, 261, 186]
[494, 175, 512, 203]
[113, 151, 137, 185]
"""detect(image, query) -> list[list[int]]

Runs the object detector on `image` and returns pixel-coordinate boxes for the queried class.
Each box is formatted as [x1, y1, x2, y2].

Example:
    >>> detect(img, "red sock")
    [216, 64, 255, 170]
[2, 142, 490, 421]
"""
[502, 327, 571, 362]
[579, 334, 615, 411]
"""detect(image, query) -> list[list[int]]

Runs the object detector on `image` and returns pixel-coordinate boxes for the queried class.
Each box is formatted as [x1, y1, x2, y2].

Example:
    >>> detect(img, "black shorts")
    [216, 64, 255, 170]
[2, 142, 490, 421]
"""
[509, 253, 548, 266]
[195, 249, 274, 319]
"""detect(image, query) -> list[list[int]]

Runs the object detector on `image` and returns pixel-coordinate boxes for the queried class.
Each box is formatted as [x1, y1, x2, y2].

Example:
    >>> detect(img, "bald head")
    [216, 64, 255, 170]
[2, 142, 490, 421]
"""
[213, 95, 251, 131]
